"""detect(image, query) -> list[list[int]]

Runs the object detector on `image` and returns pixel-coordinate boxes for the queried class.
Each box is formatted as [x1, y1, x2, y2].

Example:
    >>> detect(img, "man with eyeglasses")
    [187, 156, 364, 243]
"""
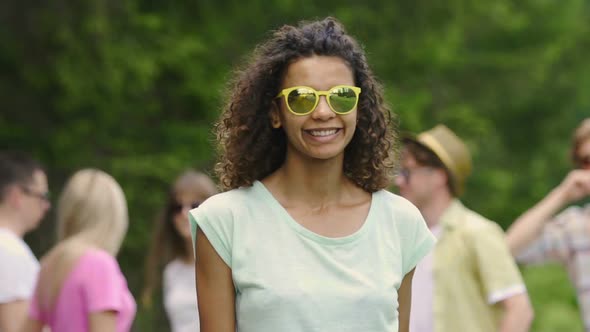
[0, 151, 50, 332]
[395, 125, 533, 332]
[507, 118, 590, 331]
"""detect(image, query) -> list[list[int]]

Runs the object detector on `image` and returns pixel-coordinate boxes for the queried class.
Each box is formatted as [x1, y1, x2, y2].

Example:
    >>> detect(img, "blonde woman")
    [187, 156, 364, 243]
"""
[21, 169, 135, 332]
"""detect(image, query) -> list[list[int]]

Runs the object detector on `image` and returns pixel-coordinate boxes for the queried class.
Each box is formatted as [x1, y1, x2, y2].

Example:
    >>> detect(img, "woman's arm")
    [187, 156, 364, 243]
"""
[1, 300, 31, 332]
[18, 317, 43, 332]
[398, 268, 415, 332]
[88, 311, 117, 332]
[195, 229, 236, 332]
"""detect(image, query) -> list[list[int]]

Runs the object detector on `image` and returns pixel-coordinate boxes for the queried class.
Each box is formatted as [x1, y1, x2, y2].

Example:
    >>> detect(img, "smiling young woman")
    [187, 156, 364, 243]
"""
[190, 17, 435, 332]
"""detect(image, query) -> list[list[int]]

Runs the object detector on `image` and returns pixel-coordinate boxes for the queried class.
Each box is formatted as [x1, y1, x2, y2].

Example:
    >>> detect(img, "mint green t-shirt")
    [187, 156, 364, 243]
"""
[189, 180, 435, 332]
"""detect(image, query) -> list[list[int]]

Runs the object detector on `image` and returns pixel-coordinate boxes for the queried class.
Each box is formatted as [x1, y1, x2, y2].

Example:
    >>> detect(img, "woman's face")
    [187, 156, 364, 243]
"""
[172, 191, 202, 241]
[273, 55, 358, 163]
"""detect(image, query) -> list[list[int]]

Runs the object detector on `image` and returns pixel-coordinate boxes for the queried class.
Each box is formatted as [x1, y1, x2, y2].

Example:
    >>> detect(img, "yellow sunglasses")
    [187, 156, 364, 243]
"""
[276, 85, 362, 116]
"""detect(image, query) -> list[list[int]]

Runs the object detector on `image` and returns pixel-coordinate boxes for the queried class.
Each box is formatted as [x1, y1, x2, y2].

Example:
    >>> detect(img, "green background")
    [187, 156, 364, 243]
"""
[2, 1, 588, 330]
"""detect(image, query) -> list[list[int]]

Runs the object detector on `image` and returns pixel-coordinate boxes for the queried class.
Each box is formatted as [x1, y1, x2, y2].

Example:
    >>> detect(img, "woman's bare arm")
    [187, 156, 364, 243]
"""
[398, 268, 415, 332]
[88, 311, 117, 332]
[195, 229, 236, 332]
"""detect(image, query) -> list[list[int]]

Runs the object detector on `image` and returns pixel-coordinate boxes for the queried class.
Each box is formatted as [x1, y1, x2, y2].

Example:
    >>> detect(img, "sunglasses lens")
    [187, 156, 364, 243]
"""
[287, 87, 317, 114]
[172, 201, 201, 213]
[171, 203, 182, 213]
[399, 169, 409, 181]
[329, 87, 358, 114]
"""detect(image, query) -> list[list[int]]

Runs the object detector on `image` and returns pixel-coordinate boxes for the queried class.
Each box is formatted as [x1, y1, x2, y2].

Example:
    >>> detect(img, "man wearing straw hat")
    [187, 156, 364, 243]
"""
[395, 125, 533, 332]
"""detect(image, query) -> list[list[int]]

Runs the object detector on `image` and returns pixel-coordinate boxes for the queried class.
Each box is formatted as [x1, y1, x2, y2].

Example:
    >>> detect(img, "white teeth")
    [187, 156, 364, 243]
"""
[309, 129, 338, 137]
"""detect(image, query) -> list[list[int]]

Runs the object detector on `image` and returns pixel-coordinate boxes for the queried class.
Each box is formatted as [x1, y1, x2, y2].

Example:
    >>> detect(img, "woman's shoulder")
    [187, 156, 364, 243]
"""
[191, 183, 262, 217]
[370, 189, 427, 235]
[374, 189, 422, 218]
[38, 245, 121, 296]
[203, 184, 258, 205]
[69, 247, 119, 275]
[80, 247, 115, 262]
[41, 242, 112, 269]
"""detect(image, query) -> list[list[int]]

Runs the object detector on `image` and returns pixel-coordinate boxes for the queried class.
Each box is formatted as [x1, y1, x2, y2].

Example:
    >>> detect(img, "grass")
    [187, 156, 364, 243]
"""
[521, 263, 583, 331]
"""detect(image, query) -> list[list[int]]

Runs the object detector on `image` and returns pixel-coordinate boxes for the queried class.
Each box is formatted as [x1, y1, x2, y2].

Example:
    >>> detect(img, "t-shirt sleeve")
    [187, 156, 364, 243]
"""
[0, 242, 39, 302]
[400, 202, 437, 276]
[469, 223, 526, 304]
[189, 195, 235, 268]
[79, 251, 128, 313]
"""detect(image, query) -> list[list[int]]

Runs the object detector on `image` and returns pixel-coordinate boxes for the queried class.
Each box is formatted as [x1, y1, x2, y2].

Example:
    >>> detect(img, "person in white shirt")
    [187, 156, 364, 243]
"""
[0, 151, 50, 332]
[142, 170, 218, 332]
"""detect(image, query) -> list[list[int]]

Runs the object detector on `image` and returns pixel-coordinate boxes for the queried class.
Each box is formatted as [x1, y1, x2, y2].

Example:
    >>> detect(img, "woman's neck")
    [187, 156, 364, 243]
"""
[264, 154, 355, 207]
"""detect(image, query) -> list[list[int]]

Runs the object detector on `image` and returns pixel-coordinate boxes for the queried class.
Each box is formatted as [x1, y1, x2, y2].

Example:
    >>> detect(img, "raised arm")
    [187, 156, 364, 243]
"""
[506, 169, 590, 255]
[195, 229, 236, 332]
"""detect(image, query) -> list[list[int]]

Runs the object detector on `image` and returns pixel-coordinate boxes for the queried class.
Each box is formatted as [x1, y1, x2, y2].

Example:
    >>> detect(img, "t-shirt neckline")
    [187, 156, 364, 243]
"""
[252, 180, 378, 245]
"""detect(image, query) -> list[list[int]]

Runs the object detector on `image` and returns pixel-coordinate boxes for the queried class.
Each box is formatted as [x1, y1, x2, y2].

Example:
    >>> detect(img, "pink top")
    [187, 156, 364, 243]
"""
[30, 249, 136, 332]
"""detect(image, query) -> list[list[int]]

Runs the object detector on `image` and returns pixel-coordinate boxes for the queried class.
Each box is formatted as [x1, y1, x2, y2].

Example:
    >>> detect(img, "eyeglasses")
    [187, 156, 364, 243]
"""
[398, 166, 431, 182]
[276, 85, 361, 116]
[171, 201, 201, 214]
[20, 186, 50, 202]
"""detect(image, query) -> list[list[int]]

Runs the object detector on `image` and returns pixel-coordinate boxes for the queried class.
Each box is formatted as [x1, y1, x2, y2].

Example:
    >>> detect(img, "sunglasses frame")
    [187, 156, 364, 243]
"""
[171, 201, 201, 214]
[276, 85, 362, 116]
[20, 186, 51, 202]
[397, 166, 432, 182]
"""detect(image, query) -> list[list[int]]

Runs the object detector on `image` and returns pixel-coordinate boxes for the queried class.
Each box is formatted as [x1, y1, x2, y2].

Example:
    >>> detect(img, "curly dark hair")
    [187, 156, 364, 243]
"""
[215, 17, 397, 192]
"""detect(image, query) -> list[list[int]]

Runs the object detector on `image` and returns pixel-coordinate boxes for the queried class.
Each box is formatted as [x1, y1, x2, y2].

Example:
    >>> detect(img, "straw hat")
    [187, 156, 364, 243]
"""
[403, 124, 472, 196]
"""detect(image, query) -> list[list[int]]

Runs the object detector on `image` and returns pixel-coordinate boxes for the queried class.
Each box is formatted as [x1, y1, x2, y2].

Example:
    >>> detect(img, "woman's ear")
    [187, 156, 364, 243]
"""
[270, 101, 282, 129]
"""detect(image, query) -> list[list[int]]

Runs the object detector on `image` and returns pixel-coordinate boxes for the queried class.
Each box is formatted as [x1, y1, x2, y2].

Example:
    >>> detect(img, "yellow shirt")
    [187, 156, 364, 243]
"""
[433, 200, 526, 332]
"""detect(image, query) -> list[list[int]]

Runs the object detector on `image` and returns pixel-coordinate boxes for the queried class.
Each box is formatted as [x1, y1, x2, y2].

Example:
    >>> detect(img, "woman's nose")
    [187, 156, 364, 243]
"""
[311, 96, 335, 120]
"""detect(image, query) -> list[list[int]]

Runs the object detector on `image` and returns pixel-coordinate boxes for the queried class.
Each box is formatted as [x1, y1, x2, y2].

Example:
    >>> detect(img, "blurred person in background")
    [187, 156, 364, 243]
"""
[190, 17, 435, 332]
[0, 152, 50, 332]
[21, 169, 136, 332]
[395, 125, 533, 332]
[142, 170, 218, 332]
[507, 118, 590, 331]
